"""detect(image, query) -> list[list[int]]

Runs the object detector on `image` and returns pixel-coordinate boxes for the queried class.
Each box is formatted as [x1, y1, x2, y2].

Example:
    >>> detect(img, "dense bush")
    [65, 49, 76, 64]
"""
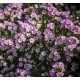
[0, 3, 80, 77]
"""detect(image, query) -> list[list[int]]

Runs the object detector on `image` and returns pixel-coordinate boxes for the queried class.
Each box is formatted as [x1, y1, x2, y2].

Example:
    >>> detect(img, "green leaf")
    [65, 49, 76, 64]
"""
[55, 67, 62, 72]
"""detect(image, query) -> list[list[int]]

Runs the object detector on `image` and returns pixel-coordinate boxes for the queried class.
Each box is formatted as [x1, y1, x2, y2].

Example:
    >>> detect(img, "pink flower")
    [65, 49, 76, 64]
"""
[56, 72, 64, 77]
[67, 36, 79, 50]
[47, 23, 55, 30]
[30, 11, 37, 19]
[16, 44, 20, 49]
[4, 40, 8, 45]
[8, 26, 12, 30]
[52, 62, 65, 73]
[30, 38, 35, 43]
[20, 34, 26, 42]
[55, 17, 62, 21]
[18, 38, 22, 43]
[20, 70, 26, 77]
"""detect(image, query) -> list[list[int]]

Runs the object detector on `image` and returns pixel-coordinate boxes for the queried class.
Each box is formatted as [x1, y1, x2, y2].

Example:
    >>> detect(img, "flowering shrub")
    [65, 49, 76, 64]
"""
[0, 3, 80, 77]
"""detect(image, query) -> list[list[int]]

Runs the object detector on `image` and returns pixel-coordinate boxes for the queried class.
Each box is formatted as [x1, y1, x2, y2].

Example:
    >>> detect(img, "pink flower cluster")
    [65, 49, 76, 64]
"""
[0, 3, 80, 77]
